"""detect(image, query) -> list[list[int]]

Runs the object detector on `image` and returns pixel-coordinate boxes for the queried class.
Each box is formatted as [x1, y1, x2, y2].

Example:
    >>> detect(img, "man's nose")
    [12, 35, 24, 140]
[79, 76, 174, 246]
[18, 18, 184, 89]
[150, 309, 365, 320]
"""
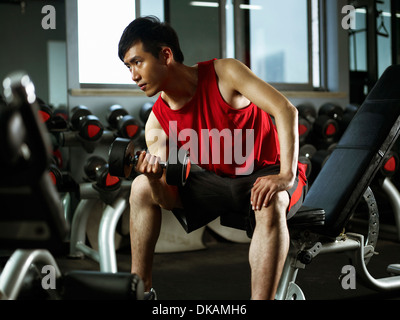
[131, 68, 140, 82]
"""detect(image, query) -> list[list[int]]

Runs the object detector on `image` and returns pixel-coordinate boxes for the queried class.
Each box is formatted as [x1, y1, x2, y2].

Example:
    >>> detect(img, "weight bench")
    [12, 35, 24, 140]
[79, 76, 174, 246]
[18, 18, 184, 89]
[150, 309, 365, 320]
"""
[0, 72, 144, 300]
[278, 64, 400, 300]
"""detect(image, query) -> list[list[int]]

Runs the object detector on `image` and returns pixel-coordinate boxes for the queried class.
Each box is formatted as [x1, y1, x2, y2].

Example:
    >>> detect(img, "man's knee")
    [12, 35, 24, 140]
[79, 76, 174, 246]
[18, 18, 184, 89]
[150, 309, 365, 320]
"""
[129, 174, 179, 211]
[254, 191, 289, 228]
[129, 175, 154, 208]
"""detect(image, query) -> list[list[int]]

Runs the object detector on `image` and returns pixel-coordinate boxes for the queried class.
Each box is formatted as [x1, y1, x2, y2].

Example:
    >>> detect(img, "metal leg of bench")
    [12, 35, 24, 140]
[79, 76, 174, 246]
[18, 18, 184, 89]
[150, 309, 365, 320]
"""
[381, 178, 400, 242]
[349, 232, 400, 292]
[69, 199, 99, 259]
[0, 249, 61, 300]
[98, 197, 128, 273]
[275, 248, 303, 300]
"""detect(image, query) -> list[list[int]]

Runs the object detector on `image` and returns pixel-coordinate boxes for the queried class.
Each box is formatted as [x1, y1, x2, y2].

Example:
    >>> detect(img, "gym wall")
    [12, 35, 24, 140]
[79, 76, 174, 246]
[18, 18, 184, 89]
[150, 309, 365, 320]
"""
[1, 0, 351, 184]
[0, 1, 66, 106]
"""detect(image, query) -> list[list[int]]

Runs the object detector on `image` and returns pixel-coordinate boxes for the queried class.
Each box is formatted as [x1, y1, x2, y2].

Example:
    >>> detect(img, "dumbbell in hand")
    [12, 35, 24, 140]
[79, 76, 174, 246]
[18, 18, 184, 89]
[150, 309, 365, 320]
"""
[108, 137, 193, 186]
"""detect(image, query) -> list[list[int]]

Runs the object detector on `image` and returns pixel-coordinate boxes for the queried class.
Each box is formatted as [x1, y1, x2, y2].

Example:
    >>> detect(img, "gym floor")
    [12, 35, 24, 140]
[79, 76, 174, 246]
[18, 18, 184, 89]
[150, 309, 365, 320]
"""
[55, 224, 400, 301]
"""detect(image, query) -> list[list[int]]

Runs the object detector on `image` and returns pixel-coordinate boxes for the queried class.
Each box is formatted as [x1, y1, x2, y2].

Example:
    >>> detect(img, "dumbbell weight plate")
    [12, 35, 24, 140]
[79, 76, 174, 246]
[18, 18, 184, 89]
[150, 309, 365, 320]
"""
[84, 156, 107, 181]
[381, 151, 399, 178]
[70, 106, 91, 129]
[118, 115, 141, 139]
[166, 150, 191, 186]
[49, 164, 63, 188]
[319, 103, 343, 120]
[107, 105, 128, 128]
[297, 104, 317, 124]
[298, 156, 312, 179]
[79, 115, 104, 141]
[109, 138, 135, 178]
[299, 144, 317, 159]
[183, 152, 191, 183]
[313, 115, 339, 140]
[38, 104, 53, 124]
[298, 116, 311, 145]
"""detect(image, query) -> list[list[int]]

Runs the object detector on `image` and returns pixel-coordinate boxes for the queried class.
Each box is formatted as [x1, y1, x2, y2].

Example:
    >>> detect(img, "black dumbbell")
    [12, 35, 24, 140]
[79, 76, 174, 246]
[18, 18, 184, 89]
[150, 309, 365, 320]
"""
[298, 104, 317, 124]
[380, 151, 399, 178]
[84, 155, 121, 190]
[70, 105, 104, 141]
[37, 100, 68, 132]
[297, 104, 317, 146]
[108, 137, 193, 186]
[311, 103, 343, 147]
[49, 163, 64, 190]
[37, 98, 53, 125]
[298, 116, 312, 146]
[48, 163, 78, 193]
[313, 116, 339, 140]
[319, 103, 344, 121]
[107, 105, 141, 139]
[299, 144, 317, 159]
[299, 156, 312, 179]
[299, 144, 317, 179]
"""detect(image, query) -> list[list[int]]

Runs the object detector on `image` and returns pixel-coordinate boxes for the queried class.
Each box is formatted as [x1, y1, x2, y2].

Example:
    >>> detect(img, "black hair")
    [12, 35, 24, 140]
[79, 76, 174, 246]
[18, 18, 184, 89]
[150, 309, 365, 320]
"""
[118, 16, 184, 63]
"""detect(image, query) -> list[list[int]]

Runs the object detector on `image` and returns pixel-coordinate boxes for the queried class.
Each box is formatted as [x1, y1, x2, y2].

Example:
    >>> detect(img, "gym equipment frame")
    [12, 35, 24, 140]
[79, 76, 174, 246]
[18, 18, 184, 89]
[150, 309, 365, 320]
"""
[68, 182, 131, 273]
[276, 64, 400, 300]
[0, 72, 143, 300]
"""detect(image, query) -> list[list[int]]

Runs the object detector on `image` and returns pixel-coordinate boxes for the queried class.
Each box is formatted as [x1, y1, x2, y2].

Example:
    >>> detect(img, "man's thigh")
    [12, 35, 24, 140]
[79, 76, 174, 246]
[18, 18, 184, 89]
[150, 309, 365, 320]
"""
[171, 165, 284, 234]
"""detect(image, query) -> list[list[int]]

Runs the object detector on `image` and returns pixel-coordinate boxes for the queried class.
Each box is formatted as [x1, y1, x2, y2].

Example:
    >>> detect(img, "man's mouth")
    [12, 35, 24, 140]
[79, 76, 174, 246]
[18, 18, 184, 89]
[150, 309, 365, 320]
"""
[138, 83, 147, 91]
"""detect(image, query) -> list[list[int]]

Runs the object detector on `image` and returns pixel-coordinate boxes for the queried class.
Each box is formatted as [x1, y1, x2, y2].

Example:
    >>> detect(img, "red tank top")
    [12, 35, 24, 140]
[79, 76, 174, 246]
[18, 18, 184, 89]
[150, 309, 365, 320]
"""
[152, 59, 282, 177]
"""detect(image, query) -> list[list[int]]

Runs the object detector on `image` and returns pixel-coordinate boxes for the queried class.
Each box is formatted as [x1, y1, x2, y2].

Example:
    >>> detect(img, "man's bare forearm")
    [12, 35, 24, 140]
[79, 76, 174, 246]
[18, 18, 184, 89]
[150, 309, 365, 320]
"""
[147, 174, 179, 210]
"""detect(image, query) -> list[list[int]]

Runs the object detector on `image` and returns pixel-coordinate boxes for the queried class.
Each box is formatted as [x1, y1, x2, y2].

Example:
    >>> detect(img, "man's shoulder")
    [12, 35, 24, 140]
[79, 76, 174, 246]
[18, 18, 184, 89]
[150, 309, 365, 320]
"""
[214, 58, 246, 79]
[214, 58, 241, 67]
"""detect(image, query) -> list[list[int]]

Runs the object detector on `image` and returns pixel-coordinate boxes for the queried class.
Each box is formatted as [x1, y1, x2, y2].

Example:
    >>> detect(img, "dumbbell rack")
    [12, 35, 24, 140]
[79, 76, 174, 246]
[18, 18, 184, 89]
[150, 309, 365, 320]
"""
[297, 103, 400, 242]
[40, 103, 144, 273]
[68, 181, 131, 273]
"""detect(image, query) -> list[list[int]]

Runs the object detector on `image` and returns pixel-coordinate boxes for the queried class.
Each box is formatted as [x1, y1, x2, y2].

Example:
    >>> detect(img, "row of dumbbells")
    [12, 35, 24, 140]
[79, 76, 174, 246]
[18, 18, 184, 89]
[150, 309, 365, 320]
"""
[296, 102, 400, 184]
[40, 102, 154, 196]
[297, 102, 359, 149]
[297, 102, 355, 183]
[48, 153, 127, 206]
[299, 141, 399, 186]
[38, 101, 153, 142]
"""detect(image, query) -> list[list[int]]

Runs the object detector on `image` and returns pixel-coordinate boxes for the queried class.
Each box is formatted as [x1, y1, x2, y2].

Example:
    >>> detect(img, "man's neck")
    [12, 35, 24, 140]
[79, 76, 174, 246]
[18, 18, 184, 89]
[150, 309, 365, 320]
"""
[161, 63, 198, 110]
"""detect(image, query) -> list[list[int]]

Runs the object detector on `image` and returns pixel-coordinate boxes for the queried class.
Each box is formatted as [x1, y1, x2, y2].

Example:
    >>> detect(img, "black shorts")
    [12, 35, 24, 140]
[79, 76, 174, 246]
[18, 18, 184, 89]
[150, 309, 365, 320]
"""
[172, 165, 308, 238]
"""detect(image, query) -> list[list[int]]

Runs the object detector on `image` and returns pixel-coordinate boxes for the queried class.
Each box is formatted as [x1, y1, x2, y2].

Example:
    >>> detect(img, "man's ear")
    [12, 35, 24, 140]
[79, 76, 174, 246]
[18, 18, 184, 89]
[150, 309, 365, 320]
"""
[160, 47, 174, 65]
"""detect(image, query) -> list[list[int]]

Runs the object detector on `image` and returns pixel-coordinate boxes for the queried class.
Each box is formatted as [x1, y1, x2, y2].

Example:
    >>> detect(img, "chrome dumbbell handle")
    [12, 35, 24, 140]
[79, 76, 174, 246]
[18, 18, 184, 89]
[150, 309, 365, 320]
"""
[128, 151, 167, 169]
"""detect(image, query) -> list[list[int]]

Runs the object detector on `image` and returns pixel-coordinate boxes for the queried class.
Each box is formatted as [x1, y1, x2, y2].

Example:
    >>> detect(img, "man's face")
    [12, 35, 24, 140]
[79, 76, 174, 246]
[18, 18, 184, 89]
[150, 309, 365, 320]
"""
[123, 41, 167, 97]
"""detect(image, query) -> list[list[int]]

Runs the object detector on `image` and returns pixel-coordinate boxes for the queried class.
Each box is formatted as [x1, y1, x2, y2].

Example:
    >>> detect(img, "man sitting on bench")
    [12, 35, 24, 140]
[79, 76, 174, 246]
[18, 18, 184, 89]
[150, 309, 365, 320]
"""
[118, 16, 308, 300]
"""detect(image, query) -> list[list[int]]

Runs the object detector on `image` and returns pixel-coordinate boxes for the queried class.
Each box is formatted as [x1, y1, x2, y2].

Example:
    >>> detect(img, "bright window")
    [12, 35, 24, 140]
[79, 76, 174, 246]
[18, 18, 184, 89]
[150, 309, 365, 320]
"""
[77, 0, 136, 85]
[248, 0, 319, 89]
[75, 0, 321, 90]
